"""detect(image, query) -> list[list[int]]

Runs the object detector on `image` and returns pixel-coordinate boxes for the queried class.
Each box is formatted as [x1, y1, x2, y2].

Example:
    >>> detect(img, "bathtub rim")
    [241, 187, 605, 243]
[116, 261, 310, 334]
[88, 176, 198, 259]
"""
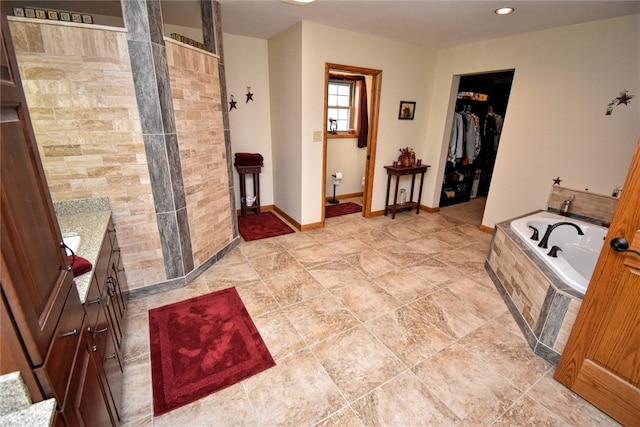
[494, 209, 588, 300]
[508, 210, 607, 295]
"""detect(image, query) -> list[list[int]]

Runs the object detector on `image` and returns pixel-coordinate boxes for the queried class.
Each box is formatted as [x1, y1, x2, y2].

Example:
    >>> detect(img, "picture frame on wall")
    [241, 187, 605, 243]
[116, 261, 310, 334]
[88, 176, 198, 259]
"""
[71, 13, 82, 23]
[82, 14, 93, 24]
[35, 9, 47, 19]
[24, 8, 36, 18]
[398, 101, 416, 120]
[60, 12, 71, 21]
[12, 7, 25, 17]
[47, 11, 59, 20]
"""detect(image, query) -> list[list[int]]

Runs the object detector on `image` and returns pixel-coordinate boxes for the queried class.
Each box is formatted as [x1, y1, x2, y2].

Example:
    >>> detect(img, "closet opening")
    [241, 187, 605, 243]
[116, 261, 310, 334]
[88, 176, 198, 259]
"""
[440, 70, 514, 224]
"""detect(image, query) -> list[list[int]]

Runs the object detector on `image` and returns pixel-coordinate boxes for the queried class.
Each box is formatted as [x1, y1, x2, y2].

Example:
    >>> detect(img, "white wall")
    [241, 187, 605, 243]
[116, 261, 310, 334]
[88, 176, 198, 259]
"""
[224, 15, 639, 229]
[301, 22, 438, 225]
[268, 24, 303, 221]
[223, 34, 274, 209]
[326, 138, 367, 197]
[425, 15, 640, 228]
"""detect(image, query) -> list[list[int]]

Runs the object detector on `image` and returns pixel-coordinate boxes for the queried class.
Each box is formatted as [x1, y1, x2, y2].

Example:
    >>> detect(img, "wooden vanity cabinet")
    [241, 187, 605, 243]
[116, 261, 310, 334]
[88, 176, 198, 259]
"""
[1, 15, 78, 369]
[81, 220, 126, 425]
[1, 19, 126, 426]
[32, 285, 85, 407]
[59, 322, 115, 427]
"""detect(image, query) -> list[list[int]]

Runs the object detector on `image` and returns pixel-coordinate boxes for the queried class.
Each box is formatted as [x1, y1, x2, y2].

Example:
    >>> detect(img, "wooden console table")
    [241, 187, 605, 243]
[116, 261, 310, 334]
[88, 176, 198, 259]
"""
[235, 164, 262, 217]
[384, 164, 430, 219]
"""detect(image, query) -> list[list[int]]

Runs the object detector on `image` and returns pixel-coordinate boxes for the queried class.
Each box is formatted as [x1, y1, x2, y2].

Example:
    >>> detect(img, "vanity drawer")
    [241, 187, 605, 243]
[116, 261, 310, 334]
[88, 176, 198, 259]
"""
[34, 285, 85, 406]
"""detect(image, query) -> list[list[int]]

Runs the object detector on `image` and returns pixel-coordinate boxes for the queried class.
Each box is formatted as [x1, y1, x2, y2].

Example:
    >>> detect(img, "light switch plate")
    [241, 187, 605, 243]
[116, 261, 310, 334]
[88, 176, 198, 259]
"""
[313, 131, 322, 142]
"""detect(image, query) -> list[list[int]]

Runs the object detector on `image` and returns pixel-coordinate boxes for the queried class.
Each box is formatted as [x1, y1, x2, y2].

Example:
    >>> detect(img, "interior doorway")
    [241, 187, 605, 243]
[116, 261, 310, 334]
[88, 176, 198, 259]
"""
[439, 70, 515, 225]
[322, 63, 382, 223]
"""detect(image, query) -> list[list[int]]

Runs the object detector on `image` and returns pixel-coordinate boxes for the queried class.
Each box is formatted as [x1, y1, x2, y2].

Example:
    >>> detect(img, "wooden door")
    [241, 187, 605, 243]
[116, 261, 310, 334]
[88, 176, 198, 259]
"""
[0, 16, 76, 365]
[554, 139, 640, 425]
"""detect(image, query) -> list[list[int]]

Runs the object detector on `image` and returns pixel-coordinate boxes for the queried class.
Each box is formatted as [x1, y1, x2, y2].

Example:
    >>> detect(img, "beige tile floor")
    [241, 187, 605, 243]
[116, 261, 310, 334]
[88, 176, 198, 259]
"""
[120, 198, 619, 426]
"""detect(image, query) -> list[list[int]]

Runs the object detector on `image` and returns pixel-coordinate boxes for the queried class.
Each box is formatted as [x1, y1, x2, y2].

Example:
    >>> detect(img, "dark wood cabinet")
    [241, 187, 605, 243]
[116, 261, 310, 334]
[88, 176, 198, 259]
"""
[84, 228, 125, 424]
[60, 323, 115, 427]
[1, 14, 78, 368]
[33, 285, 84, 406]
[1, 16, 126, 426]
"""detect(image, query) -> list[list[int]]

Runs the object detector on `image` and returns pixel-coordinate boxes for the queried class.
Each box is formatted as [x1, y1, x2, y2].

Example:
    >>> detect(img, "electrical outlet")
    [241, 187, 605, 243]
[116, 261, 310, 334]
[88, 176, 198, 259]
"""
[312, 131, 322, 142]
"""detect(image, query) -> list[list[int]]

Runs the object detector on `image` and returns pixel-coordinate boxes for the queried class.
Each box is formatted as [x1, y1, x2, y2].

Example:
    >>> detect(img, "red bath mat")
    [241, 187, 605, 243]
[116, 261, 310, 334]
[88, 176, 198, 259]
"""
[149, 287, 275, 415]
[237, 211, 295, 241]
[325, 202, 362, 218]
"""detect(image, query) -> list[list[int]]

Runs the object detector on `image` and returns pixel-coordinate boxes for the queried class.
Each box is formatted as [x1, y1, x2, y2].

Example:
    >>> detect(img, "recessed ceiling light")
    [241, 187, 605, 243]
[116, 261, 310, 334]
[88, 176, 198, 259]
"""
[281, 0, 315, 5]
[495, 7, 515, 15]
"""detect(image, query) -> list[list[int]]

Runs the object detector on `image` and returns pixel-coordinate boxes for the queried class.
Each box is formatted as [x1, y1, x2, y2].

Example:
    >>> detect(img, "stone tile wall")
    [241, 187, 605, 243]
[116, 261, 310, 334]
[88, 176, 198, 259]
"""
[489, 229, 548, 330]
[9, 18, 165, 289]
[165, 39, 233, 266]
[547, 186, 618, 224]
[487, 223, 583, 363]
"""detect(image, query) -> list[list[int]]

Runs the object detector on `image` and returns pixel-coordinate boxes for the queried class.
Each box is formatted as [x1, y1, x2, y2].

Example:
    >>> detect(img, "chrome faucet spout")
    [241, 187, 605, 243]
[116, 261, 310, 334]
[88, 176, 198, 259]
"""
[538, 221, 584, 249]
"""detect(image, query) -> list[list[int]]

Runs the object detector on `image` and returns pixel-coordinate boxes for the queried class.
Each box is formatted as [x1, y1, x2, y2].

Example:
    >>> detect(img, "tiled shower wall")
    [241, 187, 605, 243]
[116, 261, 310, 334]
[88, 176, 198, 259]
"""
[9, 19, 166, 288]
[165, 39, 233, 266]
[9, 18, 235, 291]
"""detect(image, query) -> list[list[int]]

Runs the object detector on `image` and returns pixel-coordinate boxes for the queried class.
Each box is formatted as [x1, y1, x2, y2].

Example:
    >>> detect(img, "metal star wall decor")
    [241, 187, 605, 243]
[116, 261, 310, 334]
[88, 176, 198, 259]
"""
[246, 86, 254, 103]
[606, 89, 634, 115]
[553, 176, 562, 185]
[229, 94, 237, 111]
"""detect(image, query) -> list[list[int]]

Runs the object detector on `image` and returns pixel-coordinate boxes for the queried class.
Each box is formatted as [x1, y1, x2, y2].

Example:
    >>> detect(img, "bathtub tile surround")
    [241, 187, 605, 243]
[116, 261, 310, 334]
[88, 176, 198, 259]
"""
[119, 200, 618, 426]
[486, 213, 594, 364]
[547, 185, 618, 224]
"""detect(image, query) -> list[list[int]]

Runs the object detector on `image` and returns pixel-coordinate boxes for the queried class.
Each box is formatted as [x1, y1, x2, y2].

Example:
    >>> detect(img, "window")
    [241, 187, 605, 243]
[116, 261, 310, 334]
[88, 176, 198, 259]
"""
[327, 81, 355, 135]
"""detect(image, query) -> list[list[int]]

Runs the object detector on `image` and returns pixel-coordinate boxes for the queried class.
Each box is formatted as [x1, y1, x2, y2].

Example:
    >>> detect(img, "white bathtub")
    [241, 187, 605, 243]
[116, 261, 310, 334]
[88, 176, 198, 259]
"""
[509, 211, 607, 295]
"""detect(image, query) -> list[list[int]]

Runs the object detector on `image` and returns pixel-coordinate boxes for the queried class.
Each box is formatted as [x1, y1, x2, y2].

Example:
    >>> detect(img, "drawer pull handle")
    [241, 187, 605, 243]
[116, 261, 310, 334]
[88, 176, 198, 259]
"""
[88, 297, 101, 305]
[95, 327, 109, 334]
[105, 353, 117, 361]
[60, 329, 78, 337]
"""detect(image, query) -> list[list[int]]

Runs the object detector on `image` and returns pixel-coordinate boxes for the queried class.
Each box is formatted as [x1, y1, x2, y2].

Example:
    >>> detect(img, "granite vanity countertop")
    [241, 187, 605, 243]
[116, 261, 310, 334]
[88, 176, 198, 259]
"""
[0, 399, 56, 427]
[0, 372, 56, 427]
[54, 198, 112, 304]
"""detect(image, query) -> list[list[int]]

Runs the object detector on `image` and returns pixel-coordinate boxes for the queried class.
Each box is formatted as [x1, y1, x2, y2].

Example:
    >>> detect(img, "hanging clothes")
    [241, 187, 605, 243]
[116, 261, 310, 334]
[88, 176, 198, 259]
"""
[448, 105, 481, 165]
[448, 112, 464, 163]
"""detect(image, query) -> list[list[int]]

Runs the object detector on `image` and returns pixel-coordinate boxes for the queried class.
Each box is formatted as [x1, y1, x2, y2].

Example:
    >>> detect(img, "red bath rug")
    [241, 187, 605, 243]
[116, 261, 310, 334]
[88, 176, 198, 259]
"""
[237, 211, 295, 241]
[149, 287, 275, 415]
[325, 202, 363, 218]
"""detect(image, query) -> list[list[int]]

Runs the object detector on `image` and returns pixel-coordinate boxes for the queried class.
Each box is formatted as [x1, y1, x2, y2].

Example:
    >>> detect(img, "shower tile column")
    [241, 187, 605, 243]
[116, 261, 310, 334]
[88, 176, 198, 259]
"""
[202, 0, 239, 238]
[123, 0, 194, 279]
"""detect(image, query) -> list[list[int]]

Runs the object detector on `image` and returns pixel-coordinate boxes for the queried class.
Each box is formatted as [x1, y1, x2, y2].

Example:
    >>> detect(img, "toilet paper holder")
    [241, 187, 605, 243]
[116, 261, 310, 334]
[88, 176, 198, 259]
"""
[329, 172, 342, 204]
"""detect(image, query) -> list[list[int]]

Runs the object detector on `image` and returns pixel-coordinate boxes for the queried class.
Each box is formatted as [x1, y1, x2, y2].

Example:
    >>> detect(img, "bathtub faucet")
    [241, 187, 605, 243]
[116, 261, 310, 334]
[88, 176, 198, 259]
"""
[538, 222, 584, 249]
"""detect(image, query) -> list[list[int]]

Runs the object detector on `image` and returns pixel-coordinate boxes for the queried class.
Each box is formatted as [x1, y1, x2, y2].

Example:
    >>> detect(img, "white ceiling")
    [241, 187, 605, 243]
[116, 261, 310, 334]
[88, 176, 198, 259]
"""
[210, 0, 640, 48]
[17, 1, 639, 49]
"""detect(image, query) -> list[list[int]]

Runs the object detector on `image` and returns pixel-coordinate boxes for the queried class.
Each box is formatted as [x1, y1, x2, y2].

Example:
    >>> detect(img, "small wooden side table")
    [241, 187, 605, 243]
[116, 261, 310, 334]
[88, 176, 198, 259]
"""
[235, 164, 262, 217]
[384, 164, 430, 219]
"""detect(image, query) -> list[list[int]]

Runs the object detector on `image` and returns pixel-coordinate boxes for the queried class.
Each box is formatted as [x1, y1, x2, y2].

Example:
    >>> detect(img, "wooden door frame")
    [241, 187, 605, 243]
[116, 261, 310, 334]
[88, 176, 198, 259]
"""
[322, 63, 382, 223]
